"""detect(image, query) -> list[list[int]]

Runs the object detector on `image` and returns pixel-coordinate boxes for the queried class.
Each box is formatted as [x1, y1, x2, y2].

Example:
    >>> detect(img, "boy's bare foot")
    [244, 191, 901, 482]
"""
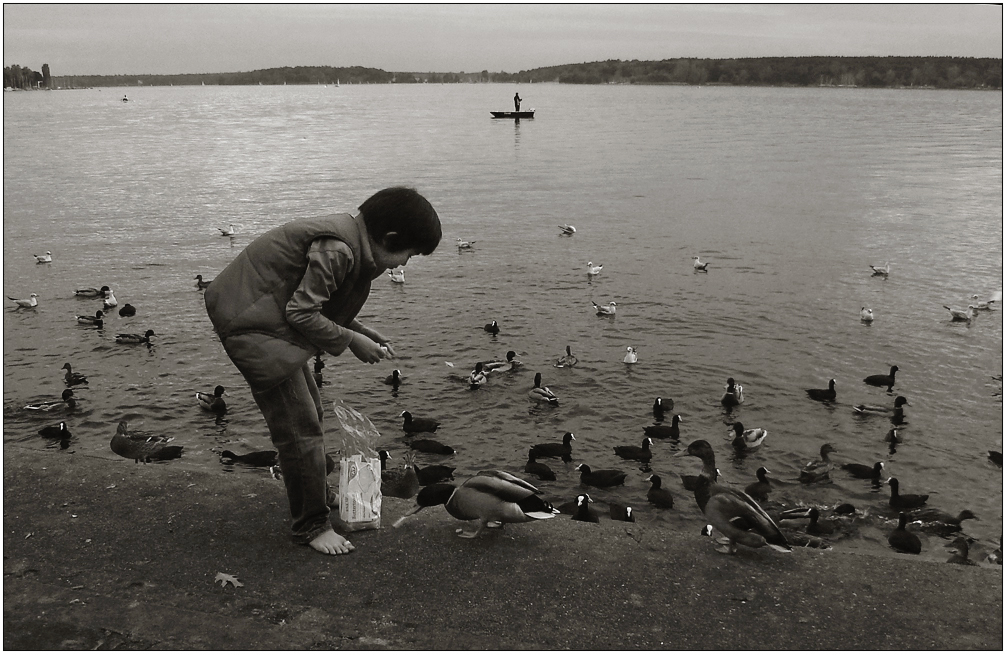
[309, 528, 354, 555]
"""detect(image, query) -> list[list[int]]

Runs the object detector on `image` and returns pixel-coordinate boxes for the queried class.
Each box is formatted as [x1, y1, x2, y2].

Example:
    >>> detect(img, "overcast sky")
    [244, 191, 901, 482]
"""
[3, 4, 1002, 76]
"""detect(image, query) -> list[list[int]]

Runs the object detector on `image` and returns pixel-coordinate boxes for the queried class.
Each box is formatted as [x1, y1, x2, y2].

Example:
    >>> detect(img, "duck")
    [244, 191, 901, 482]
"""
[986, 537, 1002, 565]
[805, 507, 836, 536]
[74, 286, 109, 298]
[528, 372, 559, 406]
[653, 396, 674, 415]
[623, 346, 638, 364]
[870, 261, 890, 276]
[613, 437, 653, 462]
[840, 460, 885, 483]
[388, 269, 406, 283]
[693, 256, 708, 271]
[384, 369, 404, 386]
[860, 307, 874, 322]
[946, 536, 976, 566]
[38, 421, 72, 444]
[675, 439, 720, 491]
[115, 329, 155, 344]
[110, 420, 183, 463]
[9, 293, 38, 308]
[484, 351, 520, 373]
[219, 224, 236, 236]
[400, 410, 439, 433]
[101, 289, 118, 309]
[720, 377, 744, 406]
[744, 466, 773, 503]
[220, 449, 278, 467]
[571, 494, 600, 523]
[586, 262, 603, 275]
[25, 389, 76, 412]
[34, 251, 52, 263]
[806, 378, 837, 402]
[644, 414, 682, 440]
[313, 353, 325, 386]
[576, 463, 627, 488]
[558, 224, 576, 235]
[76, 310, 104, 327]
[379, 451, 421, 499]
[409, 438, 455, 455]
[483, 320, 500, 335]
[887, 512, 921, 554]
[989, 450, 1002, 467]
[61, 362, 88, 386]
[646, 474, 675, 508]
[592, 300, 617, 316]
[799, 443, 837, 484]
[194, 275, 212, 290]
[729, 422, 767, 451]
[910, 508, 978, 535]
[970, 294, 996, 311]
[523, 449, 556, 481]
[554, 345, 579, 368]
[467, 362, 488, 389]
[887, 477, 928, 510]
[456, 238, 476, 250]
[944, 305, 974, 322]
[692, 474, 791, 555]
[118, 303, 136, 317]
[609, 502, 635, 522]
[853, 395, 909, 419]
[392, 470, 558, 538]
[863, 365, 899, 391]
[530, 432, 575, 462]
[196, 385, 227, 412]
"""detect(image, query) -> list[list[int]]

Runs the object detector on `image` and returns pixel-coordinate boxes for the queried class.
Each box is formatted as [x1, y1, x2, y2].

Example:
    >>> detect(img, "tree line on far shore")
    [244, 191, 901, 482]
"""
[8, 57, 1002, 91]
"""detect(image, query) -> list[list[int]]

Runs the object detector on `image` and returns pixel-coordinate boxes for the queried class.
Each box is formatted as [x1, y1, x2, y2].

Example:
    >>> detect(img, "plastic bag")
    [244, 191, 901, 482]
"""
[331, 399, 382, 532]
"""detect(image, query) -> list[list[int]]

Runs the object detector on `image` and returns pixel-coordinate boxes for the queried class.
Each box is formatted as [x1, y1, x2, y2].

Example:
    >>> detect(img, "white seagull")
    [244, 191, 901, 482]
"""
[971, 294, 996, 311]
[219, 225, 236, 236]
[870, 262, 890, 276]
[944, 305, 974, 322]
[693, 257, 708, 271]
[388, 269, 406, 283]
[102, 288, 118, 309]
[9, 292, 38, 308]
[592, 300, 617, 316]
[623, 346, 638, 364]
[860, 307, 874, 322]
[456, 238, 476, 250]
[587, 262, 603, 275]
[558, 224, 576, 235]
[34, 251, 52, 263]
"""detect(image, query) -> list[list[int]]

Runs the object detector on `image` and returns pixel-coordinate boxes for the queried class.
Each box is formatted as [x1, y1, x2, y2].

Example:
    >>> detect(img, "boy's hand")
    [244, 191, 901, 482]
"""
[349, 333, 387, 364]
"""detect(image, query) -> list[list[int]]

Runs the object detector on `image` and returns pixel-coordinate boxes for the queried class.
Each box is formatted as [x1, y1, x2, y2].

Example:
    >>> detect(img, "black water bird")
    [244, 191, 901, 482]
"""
[571, 494, 600, 523]
[575, 463, 627, 488]
[644, 414, 681, 440]
[887, 512, 921, 554]
[806, 378, 837, 402]
[646, 474, 675, 508]
[887, 477, 928, 510]
[524, 449, 556, 481]
[744, 466, 773, 503]
[530, 432, 575, 462]
[220, 449, 278, 467]
[613, 437, 653, 462]
[864, 365, 899, 391]
[400, 410, 439, 433]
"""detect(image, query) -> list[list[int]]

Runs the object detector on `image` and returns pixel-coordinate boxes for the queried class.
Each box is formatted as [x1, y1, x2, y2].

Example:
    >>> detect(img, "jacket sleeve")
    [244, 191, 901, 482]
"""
[285, 237, 357, 355]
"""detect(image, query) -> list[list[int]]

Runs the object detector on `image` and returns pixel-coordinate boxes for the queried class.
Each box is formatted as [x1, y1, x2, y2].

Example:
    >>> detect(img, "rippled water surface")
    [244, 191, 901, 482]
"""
[4, 84, 1002, 563]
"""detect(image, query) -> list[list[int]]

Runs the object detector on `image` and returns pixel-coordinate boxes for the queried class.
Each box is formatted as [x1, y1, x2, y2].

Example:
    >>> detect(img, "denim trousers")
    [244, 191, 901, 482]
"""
[251, 362, 332, 544]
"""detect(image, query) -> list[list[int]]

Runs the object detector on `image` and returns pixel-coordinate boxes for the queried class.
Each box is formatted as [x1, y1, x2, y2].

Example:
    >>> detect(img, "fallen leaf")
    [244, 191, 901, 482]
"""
[215, 572, 243, 588]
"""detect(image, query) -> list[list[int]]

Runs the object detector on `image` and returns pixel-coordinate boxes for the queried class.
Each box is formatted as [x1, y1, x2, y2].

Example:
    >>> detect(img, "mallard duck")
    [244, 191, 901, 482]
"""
[692, 474, 791, 554]
[675, 439, 719, 491]
[25, 389, 76, 412]
[744, 466, 773, 503]
[653, 396, 674, 416]
[485, 351, 520, 372]
[613, 437, 653, 462]
[571, 494, 600, 523]
[530, 432, 575, 462]
[384, 369, 404, 386]
[553, 345, 578, 368]
[575, 463, 627, 488]
[219, 224, 236, 236]
[74, 286, 109, 298]
[887, 512, 921, 554]
[34, 251, 52, 263]
[116, 329, 154, 344]
[806, 507, 836, 536]
[388, 269, 405, 283]
[860, 307, 874, 322]
[863, 365, 899, 390]
[220, 449, 278, 467]
[730, 422, 767, 451]
[110, 420, 183, 463]
[870, 261, 890, 276]
[194, 275, 212, 290]
[524, 449, 556, 481]
[9, 293, 38, 308]
[693, 256, 708, 271]
[379, 451, 420, 499]
[393, 470, 558, 538]
[721, 377, 744, 406]
[644, 414, 682, 440]
[528, 372, 559, 406]
[806, 378, 837, 402]
[196, 385, 227, 412]
[118, 303, 136, 317]
[409, 438, 455, 455]
[911, 508, 978, 536]
[468, 362, 488, 389]
[853, 395, 909, 418]
[102, 289, 118, 309]
[456, 238, 476, 250]
[483, 320, 500, 334]
[609, 502, 635, 522]
[840, 460, 885, 483]
[38, 421, 72, 443]
[76, 310, 104, 327]
[61, 362, 88, 386]
[799, 443, 836, 484]
[887, 477, 928, 510]
[944, 305, 974, 322]
[646, 474, 675, 508]
[399, 410, 439, 433]
[586, 262, 603, 275]
[592, 300, 616, 315]
[946, 536, 976, 565]
[558, 224, 576, 235]
[623, 346, 638, 364]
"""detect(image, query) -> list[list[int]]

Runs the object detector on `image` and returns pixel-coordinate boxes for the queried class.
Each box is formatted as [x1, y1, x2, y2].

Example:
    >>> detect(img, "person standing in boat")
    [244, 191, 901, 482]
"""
[514, 92, 522, 112]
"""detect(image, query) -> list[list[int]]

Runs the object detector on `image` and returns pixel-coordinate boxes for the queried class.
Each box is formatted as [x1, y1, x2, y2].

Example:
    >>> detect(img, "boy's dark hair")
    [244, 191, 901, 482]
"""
[359, 187, 441, 256]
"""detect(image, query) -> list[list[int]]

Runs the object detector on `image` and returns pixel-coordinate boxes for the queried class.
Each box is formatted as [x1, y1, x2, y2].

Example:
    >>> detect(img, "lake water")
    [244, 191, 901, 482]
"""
[3, 83, 1002, 563]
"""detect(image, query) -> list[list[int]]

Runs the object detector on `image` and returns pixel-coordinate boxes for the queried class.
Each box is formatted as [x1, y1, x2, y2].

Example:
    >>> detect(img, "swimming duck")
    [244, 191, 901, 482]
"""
[554, 345, 579, 368]
[102, 289, 118, 309]
[524, 449, 556, 481]
[484, 351, 520, 373]
[729, 422, 767, 451]
[110, 420, 183, 463]
[692, 474, 791, 555]
[646, 474, 675, 508]
[61, 362, 88, 386]
[586, 262, 603, 275]
[392, 470, 558, 538]
[9, 293, 38, 308]
[115, 329, 154, 344]
[944, 305, 974, 322]
[946, 536, 976, 565]
[379, 451, 421, 499]
[388, 269, 405, 283]
[528, 372, 559, 406]
[644, 414, 682, 440]
[468, 362, 488, 389]
[571, 494, 600, 523]
[74, 286, 109, 298]
[592, 300, 617, 316]
[887, 512, 921, 554]
[25, 389, 76, 412]
[653, 396, 674, 415]
[196, 385, 227, 412]
[840, 460, 885, 483]
[34, 251, 52, 263]
[613, 436, 653, 462]
[118, 303, 136, 317]
[456, 238, 476, 250]
[799, 443, 837, 484]
[76, 310, 104, 327]
[805, 507, 836, 536]
[863, 365, 899, 391]
[623, 346, 638, 364]
[220, 449, 278, 467]
[853, 395, 909, 418]
[910, 508, 978, 535]
[720, 377, 744, 406]
[609, 502, 635, 522]
[38, 421, 72, 445]
[693, 256, 708, 271]
[219, 224, 236, 236]
[575, 463, 627, 488]
[744, 466, 773, 503]
[384, 369, 404, 386]
[806, 378, 837, 402]
[399, 410, 439, 433]
[860, 307, 874, 322]
[530, 432, 575, 462]
[409, 437, 455, 455]
[675, 439, 719, 491]
[558, 224, 576, 235]
[870, 261, 890, 276]
[887, 477, 928, 510]
[194, 275, 212, 290]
